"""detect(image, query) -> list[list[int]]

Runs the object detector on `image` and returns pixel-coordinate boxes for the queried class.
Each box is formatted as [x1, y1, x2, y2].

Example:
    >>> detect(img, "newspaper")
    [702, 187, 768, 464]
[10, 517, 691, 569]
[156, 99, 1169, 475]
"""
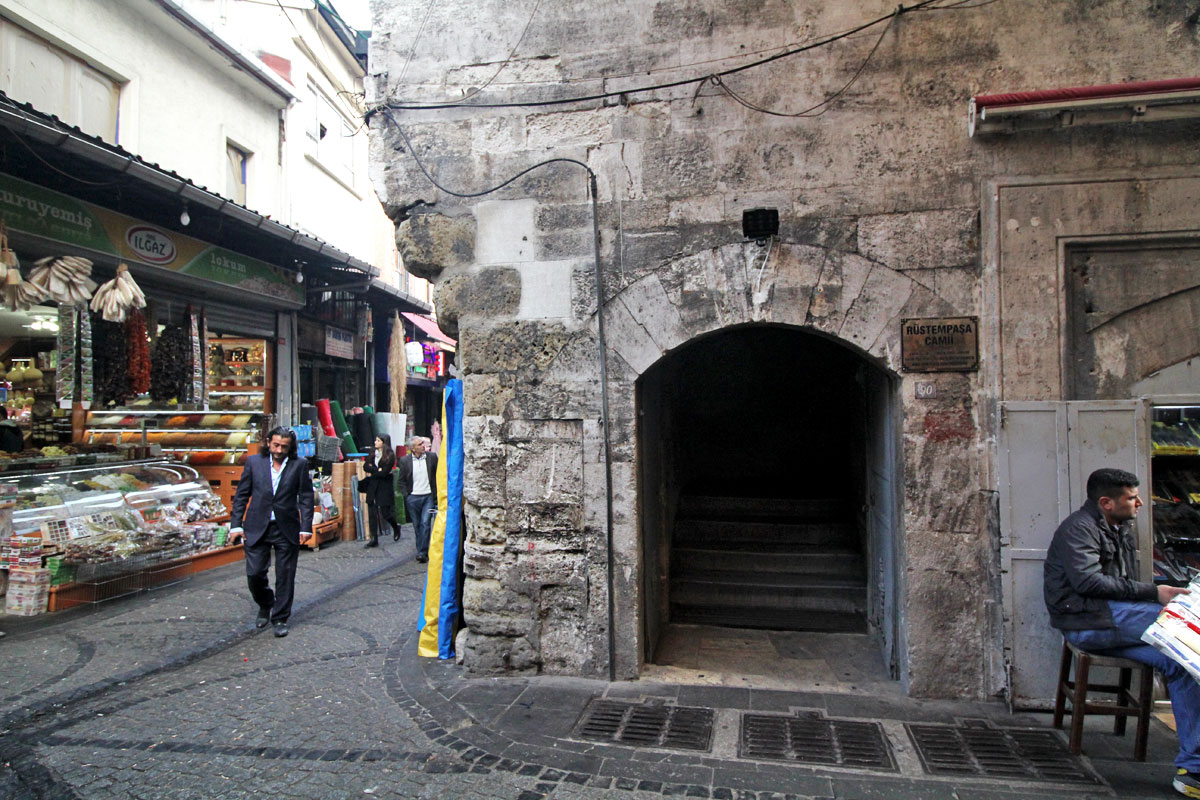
[1142, 576, 1200, 683]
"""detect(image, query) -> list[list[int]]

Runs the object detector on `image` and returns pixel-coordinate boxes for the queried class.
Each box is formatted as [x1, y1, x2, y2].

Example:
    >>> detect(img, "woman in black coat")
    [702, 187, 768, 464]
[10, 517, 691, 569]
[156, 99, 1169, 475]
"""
[362, 433, 400, 547]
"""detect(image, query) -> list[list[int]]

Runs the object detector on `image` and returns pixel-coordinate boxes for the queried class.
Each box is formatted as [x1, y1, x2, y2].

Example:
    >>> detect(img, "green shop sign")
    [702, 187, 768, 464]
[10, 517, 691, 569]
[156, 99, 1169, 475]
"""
[0, 172, 304, 305]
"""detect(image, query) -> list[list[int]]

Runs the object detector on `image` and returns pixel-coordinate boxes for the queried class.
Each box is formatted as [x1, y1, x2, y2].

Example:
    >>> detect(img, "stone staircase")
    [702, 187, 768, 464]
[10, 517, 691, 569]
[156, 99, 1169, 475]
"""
[669, 495, 867, 632]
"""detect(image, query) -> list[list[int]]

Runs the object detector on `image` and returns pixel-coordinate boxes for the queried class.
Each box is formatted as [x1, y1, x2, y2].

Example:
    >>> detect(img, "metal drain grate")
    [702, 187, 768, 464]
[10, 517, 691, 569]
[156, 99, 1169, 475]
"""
[740, 712, 896, 771]
[906, 723, 1102, 783]
[573, 699, 713, 751]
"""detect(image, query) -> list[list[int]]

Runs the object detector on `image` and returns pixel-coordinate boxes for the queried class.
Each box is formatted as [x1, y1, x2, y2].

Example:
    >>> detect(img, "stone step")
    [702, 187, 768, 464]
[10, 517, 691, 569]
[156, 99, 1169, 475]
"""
[670, 569, 867, 589]
[677, 495, 848, 522]
[670, 580, 867, 615]
[670, 603, 867, 633]
[673, 518, 857, 547]
[671, 547, 866, 578]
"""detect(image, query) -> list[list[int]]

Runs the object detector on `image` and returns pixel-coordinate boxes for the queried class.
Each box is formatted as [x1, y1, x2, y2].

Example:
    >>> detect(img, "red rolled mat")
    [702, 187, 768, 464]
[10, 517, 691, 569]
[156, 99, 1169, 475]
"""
[315, 398, 337, 437]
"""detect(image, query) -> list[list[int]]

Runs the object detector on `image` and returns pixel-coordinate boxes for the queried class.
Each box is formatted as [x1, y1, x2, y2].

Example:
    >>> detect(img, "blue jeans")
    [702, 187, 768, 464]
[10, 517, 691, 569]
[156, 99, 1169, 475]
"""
[1063, 600, 1200, 771]
[405, 493, 434, 557]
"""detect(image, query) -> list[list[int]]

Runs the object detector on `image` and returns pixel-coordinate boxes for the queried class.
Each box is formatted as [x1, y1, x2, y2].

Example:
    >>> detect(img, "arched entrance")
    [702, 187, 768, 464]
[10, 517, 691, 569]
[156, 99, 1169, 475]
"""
[637, 324, 903, 681]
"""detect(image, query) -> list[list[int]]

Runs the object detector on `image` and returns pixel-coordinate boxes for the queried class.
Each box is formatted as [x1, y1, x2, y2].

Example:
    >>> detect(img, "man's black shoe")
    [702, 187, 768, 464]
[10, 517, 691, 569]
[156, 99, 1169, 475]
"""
[416, 553, 428, 563]
[255, 609, 270, 629]
[273, 622, 289, 638]
[393, 530, 401, 542]
[364, 539, 378, 548]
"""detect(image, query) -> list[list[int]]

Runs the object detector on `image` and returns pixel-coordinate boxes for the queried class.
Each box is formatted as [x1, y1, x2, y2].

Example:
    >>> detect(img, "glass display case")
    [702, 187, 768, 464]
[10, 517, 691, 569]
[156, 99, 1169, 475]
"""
[1151, 404, 1200, 586]
[0, 459, 233, 612]
[207, 337, 272, 412]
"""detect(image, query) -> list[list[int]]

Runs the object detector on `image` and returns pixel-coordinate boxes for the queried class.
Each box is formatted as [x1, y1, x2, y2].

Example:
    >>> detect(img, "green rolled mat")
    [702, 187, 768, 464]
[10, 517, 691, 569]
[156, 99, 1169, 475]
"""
[329, 399, 357, 452]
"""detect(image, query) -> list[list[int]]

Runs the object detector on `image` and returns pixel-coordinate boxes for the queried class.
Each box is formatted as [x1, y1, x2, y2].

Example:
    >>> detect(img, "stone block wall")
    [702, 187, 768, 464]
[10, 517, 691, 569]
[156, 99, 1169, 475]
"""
[367, 0, 1200, 697]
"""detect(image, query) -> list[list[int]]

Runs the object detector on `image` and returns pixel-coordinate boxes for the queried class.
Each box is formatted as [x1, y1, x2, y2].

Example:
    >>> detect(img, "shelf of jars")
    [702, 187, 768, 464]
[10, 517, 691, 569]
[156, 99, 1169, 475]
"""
[207, 338, 271, 413]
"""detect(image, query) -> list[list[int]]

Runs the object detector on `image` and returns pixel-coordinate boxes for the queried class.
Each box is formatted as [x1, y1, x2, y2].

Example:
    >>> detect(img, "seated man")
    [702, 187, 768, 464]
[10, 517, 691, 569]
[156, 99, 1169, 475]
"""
[1044, 467, 1199, 797]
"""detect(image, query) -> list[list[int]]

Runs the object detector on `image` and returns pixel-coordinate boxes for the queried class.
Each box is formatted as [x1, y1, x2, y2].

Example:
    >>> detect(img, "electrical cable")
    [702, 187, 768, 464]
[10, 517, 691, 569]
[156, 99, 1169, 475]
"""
[373, 0, 948, 113]
[709, 6, 897, 118]
[396, 0, 437, 87]
[380, 108, 621, 682]
[429, 0, 543, 108]
[752, 235, 775, 298]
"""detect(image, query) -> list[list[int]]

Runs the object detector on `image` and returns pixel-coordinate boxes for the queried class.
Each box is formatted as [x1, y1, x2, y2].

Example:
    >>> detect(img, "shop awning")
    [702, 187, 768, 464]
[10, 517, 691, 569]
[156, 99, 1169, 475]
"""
[402, 312, 455, 345]
[0, 94, 376, 287]
[365, 278, 432, 315]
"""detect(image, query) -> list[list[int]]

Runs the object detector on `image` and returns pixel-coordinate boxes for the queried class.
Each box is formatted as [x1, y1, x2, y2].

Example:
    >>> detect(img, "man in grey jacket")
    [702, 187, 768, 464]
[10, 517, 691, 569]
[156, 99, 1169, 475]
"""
[1044, 467, 1199, 797]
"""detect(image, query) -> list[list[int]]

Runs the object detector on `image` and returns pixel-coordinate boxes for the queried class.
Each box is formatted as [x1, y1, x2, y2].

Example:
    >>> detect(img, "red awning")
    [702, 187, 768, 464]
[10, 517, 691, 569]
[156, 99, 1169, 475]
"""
[402, 312, 455, 345]
[973, 77, 1200, 111]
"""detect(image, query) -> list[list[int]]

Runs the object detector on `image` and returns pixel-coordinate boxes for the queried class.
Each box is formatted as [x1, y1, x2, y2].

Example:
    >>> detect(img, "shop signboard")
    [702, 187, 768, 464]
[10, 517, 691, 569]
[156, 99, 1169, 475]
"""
[901, 316, 979, 372]
[325, 326, 355, 359]
[0, 172, 304, 306]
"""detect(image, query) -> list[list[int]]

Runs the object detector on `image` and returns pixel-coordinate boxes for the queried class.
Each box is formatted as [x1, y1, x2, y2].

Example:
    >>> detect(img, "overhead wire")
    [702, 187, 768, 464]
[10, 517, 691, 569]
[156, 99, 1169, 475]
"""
[373, 0, 950, 113]
[708, 6, 897, 118]
[430, 0, 543, 108]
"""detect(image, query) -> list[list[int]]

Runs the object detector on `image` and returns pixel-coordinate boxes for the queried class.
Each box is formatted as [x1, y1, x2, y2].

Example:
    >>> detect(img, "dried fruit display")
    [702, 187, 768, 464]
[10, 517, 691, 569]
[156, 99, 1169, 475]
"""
[125, 309, 151, 396]
[150, 322, 192, 402]
[92, 316, 130, 408]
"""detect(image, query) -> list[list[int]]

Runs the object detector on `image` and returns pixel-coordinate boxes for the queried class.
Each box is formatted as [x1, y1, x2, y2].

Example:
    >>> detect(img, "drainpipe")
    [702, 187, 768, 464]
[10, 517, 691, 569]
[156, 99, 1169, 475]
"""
[588, 173, 618, 683]
[969, 76, 1200, 136]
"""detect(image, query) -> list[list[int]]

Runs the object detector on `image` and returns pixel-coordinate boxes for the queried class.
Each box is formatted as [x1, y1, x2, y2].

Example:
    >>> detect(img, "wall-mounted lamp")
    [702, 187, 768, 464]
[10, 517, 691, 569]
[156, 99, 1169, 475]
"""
[295, 262, 305, 283]
[742, 208, 779, 245]
[179, 201, 191, 226]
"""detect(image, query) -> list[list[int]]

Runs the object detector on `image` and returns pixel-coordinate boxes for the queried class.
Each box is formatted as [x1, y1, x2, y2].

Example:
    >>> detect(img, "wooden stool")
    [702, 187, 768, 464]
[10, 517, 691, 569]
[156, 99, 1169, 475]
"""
[1052, 639, 1154, 761]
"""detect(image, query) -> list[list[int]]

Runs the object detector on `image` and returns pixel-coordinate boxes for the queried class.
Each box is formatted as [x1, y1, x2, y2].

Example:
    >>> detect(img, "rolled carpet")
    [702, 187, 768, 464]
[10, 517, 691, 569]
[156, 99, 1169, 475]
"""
[350, 410, 374, 453]
[329, 400, 357, 452]
[315, 399, 337, 438]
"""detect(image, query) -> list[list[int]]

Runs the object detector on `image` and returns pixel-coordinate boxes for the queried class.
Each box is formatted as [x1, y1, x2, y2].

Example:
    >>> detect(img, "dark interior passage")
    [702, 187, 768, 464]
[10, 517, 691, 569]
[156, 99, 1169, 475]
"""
[639, 325, 900, 664]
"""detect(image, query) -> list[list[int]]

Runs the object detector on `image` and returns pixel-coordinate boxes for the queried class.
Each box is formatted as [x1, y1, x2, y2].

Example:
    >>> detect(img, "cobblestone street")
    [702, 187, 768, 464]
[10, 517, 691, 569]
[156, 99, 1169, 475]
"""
[0, 532, 1187, 799]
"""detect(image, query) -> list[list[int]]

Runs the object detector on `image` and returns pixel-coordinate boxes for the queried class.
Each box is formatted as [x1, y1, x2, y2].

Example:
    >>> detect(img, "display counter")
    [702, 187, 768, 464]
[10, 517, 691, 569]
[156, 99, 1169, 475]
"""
[0, 459, 238, 613]
[1151, 404, 1200, 586]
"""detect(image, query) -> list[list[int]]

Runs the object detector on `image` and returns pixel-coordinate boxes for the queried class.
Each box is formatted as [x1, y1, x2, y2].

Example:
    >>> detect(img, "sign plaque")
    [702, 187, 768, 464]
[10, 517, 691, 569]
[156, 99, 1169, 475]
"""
[901, 317, 979, 372]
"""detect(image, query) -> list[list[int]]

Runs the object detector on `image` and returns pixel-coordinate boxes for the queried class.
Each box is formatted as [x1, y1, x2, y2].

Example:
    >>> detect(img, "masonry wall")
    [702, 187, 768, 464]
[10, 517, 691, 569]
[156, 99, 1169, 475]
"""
[366, 0, 1200, 697]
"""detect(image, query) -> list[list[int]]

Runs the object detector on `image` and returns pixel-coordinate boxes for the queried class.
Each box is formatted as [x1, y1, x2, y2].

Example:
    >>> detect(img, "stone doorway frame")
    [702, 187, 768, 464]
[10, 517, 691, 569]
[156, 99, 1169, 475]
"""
[632, 321, 905, 676]
[594, 240, 979, 696]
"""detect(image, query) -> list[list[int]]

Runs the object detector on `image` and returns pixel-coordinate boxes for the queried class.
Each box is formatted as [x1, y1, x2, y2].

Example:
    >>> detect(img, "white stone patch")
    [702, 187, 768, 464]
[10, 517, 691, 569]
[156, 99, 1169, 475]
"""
[600, 298, 662, 374]
[526, 107, 620, 149]
[617, 274, 688, 353]
[515, 260, 573, 320]
[475, 199, 537, 264]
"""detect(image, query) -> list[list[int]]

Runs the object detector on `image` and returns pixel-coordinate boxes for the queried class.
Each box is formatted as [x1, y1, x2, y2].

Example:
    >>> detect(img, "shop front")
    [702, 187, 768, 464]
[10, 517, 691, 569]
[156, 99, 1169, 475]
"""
[0, 99, 376, 620]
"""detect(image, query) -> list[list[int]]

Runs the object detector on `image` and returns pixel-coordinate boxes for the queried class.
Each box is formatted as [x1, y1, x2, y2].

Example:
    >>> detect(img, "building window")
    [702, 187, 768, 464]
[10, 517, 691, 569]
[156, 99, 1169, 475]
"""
[0, 19, 120, 141]
[226, 143, 248, 205]
[305, 82, 354, 186]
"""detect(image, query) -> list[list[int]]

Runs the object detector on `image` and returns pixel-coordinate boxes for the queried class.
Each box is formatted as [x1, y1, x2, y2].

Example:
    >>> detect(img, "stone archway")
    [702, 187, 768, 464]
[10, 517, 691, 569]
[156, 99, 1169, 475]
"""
[636, 322, 904, 686]
[458, 240, 995, 700]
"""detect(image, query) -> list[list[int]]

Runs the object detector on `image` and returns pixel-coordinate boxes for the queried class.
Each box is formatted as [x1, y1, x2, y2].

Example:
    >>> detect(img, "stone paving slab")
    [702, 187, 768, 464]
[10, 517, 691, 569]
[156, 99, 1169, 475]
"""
[0, 529, 1188, 799]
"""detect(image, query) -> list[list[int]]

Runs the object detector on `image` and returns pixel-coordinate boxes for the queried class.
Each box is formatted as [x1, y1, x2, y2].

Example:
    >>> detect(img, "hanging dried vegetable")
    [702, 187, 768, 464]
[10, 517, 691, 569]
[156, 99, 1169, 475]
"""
[28, 256, 96, 305]
[389, 310, 406, 413]
[0, 220, 17, 282]
[125, 309, 151, 396]
[150, 321, 192, 402]
[92, 315, 130, 407]
[91, 263, 147, 322]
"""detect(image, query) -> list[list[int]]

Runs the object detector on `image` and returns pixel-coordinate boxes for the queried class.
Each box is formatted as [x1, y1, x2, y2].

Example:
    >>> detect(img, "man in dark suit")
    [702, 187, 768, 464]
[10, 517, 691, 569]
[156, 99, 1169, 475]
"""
[229, 427, 313, 638]
[397, 435, 437, 563]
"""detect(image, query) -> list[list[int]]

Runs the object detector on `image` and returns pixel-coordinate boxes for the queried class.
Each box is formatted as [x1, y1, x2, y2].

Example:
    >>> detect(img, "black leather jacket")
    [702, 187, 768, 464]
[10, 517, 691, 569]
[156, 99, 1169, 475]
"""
[1043, 499, 1157, 630]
